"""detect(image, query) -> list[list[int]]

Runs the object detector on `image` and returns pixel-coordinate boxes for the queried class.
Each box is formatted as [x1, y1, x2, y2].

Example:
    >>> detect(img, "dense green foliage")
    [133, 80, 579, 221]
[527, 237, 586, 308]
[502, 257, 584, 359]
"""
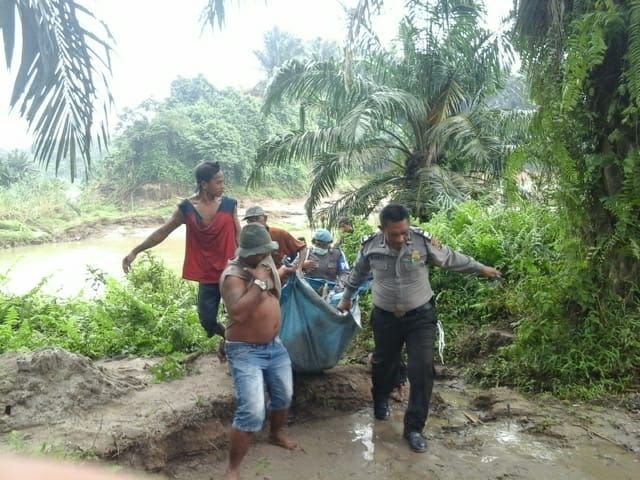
[513, 0, 640, 299]
[0, 255, 216, 361]
[0, 150, 37, 187]
[97, 76, 309, 201]
[337, 218, 374, 266]
[501, 0, 640, 395]
[421, 200, 640, 398]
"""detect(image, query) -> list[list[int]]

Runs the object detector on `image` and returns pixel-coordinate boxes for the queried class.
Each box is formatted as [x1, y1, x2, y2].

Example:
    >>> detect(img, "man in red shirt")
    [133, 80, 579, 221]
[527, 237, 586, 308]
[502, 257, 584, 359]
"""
[122, 161, 241, 339]
[243, 206, 306, 270]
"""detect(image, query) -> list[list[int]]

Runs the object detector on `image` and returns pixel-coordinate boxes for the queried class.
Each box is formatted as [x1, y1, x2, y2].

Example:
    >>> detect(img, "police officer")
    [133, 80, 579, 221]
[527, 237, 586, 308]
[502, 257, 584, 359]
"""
[337, 203, 501, 453]
[303, 228, 349, 282]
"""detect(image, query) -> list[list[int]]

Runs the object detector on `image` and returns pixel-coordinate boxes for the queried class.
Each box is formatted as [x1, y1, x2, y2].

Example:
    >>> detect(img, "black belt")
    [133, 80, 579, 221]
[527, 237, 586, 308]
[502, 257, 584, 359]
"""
[377, 302, 432, 318]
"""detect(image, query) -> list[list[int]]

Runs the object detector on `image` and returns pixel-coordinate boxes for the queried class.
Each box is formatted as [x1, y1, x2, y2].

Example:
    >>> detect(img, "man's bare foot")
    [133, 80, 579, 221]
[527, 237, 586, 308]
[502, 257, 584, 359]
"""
[224, 468, 239, 480]
[269, 432, 297, 450]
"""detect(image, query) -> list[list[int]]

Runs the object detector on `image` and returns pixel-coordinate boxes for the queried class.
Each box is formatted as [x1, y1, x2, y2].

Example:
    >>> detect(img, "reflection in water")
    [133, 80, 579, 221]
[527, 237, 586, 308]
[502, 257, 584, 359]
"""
[481, 455, 498, 463]
[0, 225, 186, 296]
[352, 421, 375, 461]
[494, 424, 555, 461]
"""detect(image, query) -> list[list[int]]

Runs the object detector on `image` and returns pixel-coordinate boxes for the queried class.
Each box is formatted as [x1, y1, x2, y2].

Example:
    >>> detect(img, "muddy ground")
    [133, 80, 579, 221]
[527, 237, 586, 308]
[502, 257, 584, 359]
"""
[0, 348, 638, 479]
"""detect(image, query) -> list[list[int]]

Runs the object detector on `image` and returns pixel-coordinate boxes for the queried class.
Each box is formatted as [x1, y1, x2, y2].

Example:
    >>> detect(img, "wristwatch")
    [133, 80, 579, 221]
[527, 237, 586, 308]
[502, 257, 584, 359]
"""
[253, 279, 268, 291]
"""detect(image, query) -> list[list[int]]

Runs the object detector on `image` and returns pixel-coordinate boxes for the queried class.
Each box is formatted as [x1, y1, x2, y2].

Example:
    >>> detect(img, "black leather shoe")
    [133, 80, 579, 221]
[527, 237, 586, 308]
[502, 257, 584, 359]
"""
[404, 431, 427, 452]
[373, 399, 390, 420]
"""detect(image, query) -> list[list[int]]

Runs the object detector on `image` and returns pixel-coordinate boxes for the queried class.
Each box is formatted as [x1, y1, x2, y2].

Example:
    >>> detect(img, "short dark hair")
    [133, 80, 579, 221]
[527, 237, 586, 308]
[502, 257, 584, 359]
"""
[338, 217, 352, 227]
[379, 203, 410, 225]
[195, 161, 221, 190]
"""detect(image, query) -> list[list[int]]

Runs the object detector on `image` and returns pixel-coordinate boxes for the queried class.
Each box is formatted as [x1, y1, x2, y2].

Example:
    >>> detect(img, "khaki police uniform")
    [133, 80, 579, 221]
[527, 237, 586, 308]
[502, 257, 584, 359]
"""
[343, 226, 486, 435]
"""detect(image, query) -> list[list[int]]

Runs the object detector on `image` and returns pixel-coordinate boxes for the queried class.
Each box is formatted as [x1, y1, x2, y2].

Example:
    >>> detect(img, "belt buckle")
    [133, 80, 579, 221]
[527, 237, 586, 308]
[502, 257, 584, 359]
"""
[393, 309, 405, 318]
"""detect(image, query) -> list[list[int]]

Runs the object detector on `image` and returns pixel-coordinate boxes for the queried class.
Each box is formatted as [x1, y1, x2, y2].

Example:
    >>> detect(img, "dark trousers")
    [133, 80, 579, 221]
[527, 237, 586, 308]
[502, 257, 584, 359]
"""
[197, 283, 225, 338]
[371, 302, 437, 433]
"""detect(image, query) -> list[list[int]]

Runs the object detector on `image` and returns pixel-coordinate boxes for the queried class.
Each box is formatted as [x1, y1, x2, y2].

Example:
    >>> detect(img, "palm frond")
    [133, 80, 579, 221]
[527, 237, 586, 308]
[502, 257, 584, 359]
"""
[263, 59, 373, 118]
[342, 88, 428, 145]
[304, 145, 392, 218]
[348, 0, 386, 43]
[200, 0, 227, 30]
[627, 1, 640, 106]
[310, 170, 402, 227]
[419, 165, 472, 213]
[427, 103, 501, 173]
[249, 127, 345, 187]
[393, 164, 471, 218]
[513, 0, 566, 76]
[2, 0, 113, 180]
[427, 77, 465, 128]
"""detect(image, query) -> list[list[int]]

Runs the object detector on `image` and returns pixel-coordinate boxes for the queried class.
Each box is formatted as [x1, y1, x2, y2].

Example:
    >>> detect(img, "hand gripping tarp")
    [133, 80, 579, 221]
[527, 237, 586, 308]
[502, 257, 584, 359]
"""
[279, 273, 363, 373]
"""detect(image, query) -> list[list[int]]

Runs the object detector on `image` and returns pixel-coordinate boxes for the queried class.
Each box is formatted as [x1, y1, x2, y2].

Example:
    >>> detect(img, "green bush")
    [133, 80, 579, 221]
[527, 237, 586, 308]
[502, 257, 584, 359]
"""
[420, 199, 640, 398]
[0, 254, 217, 359]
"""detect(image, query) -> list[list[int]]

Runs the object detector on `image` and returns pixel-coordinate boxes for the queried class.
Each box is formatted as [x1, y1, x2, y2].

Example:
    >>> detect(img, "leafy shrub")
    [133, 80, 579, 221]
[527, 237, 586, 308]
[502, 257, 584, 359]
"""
[421, 199, 640, 398]
[0, 254, 217, 359]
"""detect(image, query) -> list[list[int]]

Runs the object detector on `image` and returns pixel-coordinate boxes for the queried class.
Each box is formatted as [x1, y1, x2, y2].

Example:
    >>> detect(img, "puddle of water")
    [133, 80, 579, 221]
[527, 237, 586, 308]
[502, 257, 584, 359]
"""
[171, 407, 640, 480]
[493, 423, 556, 461]
[352, 421, 375, 461]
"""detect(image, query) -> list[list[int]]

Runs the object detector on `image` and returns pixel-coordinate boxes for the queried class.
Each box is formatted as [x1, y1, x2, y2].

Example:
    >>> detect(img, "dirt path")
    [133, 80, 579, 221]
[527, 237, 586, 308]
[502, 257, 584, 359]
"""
[169, 378, 640, 480]
[1, 349, 638, 480]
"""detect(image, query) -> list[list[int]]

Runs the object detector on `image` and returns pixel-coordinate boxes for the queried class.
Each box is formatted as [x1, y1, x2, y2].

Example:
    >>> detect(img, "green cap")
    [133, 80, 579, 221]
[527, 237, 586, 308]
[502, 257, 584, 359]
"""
[236, 223, 279, 258]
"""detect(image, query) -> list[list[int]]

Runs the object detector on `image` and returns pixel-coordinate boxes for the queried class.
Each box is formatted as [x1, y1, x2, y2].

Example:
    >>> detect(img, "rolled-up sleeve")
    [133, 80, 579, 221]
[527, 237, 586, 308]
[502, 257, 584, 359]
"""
[428, 244, 485, 273]
[343, 250, 371, 298]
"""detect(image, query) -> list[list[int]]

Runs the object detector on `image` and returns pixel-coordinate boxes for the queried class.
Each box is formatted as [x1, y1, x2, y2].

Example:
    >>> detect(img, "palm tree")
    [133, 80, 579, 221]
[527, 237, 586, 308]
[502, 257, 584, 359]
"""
[250, 0, 513, 224]
[1, 0, 114, 180]
[254, 27, 305, 78]
[512, 0, 640, 295]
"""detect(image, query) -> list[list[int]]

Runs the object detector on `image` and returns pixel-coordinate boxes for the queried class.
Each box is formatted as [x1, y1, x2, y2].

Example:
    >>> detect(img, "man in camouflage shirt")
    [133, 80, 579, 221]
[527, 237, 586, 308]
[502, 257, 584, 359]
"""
[338, 203, 501, 452]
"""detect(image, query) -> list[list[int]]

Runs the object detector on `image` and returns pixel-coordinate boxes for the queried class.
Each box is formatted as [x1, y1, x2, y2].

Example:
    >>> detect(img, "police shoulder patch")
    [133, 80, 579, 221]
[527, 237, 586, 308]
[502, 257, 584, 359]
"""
[409, 225, 432, 241]
[360, 231, 378, 245]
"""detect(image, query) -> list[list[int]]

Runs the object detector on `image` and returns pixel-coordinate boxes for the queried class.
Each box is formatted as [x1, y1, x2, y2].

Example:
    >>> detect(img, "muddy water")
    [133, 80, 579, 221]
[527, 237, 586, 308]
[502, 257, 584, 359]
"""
[0, 225, 187, 296]
[170, 381, 640, 480]
[0, 200, 313, 297]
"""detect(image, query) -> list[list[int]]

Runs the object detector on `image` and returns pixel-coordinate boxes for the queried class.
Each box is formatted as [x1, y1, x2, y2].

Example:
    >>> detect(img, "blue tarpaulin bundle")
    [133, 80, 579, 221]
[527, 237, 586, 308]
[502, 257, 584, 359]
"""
[279, 273, 364, 373]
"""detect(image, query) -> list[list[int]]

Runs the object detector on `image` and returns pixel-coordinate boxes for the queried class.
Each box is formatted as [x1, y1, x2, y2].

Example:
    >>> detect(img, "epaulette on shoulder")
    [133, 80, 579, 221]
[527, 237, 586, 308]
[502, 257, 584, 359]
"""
[360, 231, 378, 245]
[410, 225, 432, 241]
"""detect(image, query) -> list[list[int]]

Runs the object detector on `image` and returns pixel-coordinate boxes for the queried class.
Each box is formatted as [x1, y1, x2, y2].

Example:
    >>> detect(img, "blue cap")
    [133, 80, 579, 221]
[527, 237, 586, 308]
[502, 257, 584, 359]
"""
[313, 228, 333, 243]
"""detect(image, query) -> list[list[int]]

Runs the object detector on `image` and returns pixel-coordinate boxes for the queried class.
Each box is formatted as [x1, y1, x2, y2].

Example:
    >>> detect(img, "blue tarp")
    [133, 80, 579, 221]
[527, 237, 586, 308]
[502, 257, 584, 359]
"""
[279, 273, 363, 373]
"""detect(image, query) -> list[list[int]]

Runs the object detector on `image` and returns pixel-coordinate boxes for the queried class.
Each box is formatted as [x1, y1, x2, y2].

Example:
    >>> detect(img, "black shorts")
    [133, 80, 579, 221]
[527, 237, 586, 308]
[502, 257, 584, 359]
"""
[197, 283, 225, 337]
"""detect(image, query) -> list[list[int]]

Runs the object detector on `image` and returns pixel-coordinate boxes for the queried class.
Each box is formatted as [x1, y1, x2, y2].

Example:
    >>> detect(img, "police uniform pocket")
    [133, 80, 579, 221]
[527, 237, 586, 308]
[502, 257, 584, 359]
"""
[401, 255, 427, 273]
[370, 258, 388, 271]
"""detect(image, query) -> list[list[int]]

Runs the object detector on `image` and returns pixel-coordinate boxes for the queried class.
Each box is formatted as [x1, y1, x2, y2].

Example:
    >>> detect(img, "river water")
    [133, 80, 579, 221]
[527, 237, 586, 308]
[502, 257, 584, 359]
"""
[0, 226, 186, 296]
[0, 196, 322, 297]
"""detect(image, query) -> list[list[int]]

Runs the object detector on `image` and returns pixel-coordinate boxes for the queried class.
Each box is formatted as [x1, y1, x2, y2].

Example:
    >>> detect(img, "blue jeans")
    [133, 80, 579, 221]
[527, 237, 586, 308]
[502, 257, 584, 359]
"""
[225, 337, 293, 432]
